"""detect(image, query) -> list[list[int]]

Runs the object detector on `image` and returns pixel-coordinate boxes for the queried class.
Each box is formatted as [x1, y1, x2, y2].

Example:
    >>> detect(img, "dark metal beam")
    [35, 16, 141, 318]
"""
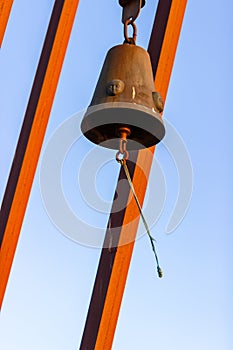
[0, 0, 65, 248]
[0, 0, 14, 47]
[0, 0, 80, 308]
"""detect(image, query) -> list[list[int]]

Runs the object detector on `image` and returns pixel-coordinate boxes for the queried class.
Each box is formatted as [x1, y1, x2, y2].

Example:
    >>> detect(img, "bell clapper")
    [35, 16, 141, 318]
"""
[115, 131, 163, 278]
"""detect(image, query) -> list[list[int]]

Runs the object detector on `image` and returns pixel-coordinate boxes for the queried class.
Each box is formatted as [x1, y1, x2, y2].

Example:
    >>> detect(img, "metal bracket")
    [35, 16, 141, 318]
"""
[119, 0, 145, 23]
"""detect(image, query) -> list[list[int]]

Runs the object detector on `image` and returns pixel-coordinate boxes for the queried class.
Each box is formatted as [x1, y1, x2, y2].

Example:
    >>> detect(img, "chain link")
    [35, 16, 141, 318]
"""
[119, 0, 145, 44]
[124, 19, 137, 44]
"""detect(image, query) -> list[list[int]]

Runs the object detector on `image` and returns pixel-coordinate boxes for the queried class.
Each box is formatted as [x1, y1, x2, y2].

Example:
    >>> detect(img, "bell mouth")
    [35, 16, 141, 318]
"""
[81, 102, 165, 150]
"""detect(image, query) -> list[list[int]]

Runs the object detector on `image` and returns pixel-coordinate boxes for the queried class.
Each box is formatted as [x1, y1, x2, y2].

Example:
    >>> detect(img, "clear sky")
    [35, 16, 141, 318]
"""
[0, 0, 233, 349]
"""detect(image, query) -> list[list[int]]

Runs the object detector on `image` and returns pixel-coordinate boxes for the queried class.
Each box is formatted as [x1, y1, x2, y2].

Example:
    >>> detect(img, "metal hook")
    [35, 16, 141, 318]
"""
[119, 0, 145, 23]
[116, 150, 129, 162]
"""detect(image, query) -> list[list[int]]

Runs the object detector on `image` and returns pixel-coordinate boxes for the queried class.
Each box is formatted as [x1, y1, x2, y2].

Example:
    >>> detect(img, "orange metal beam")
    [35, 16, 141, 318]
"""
[0, 0, 79, 308]
[80, 0, 187, 349]
[0, 0, 14, 47]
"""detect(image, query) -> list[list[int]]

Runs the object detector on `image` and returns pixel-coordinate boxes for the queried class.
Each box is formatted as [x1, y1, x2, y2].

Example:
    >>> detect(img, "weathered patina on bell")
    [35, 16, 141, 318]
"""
[81, 43, 165, 150]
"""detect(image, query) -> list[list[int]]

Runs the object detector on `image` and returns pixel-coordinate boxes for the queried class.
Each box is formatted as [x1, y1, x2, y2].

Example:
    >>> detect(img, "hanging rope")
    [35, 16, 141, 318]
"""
[116, 156, 163, 278]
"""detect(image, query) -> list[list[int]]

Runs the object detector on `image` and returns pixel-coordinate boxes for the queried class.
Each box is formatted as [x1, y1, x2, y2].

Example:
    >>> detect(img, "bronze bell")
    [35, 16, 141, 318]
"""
[81, 43, 165, 150]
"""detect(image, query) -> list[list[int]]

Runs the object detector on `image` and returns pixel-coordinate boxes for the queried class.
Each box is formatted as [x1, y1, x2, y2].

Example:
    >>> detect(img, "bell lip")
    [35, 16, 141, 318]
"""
[81, 102, 165, 150]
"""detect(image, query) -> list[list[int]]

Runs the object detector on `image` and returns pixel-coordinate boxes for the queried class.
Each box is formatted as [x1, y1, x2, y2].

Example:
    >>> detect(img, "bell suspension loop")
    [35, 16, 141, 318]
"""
[124, 19, 137, 44]
[119, 0, 145, 44]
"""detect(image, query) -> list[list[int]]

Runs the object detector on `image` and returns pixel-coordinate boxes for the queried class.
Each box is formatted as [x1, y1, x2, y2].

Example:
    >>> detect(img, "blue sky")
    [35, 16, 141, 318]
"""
[0, 0, 233, 349]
